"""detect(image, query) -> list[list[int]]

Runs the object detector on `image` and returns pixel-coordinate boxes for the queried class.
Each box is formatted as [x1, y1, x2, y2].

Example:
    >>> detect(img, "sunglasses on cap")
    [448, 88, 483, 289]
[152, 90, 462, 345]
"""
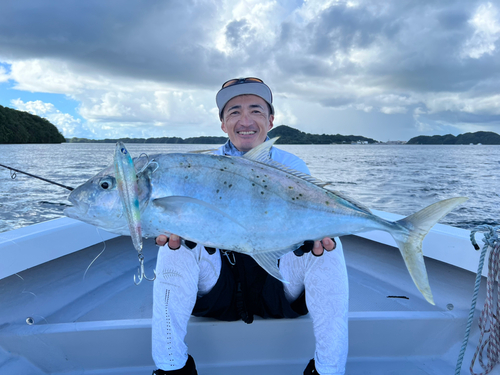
[221, 77, 265, 89]
[216, 77, 274, 119]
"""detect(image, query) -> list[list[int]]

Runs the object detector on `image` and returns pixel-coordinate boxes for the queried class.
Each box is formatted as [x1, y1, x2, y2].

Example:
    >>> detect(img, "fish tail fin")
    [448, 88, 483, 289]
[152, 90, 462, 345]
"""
[392, 197, 468, 305]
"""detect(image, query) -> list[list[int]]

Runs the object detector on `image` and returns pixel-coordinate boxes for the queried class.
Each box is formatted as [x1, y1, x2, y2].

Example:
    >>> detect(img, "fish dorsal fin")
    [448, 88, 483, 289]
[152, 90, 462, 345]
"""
[267, 159, 331, 186]
[324, 187, 372, 214]
[189, 148, 218, 155]
[243, 137, 328, 185]
[243, 137, 279, 162]
[244, 137, 371, 214]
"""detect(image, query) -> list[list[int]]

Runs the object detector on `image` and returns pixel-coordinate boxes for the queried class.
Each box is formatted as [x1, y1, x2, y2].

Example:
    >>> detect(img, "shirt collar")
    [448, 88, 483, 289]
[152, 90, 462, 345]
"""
[222, 136, 271, 157]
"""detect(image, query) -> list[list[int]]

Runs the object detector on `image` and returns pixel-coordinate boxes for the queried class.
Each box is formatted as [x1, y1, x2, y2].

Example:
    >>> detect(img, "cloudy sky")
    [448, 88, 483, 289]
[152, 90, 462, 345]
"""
[0, 0, 499, 142]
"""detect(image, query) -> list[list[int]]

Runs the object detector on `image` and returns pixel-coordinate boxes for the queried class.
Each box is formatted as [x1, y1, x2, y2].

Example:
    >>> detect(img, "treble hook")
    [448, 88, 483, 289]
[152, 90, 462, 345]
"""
[134, 253, 156, 285]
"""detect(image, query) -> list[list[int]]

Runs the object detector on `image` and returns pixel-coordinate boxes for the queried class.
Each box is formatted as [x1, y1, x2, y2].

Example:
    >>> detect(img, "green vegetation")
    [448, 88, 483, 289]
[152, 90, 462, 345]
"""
[407, 131, 500, 145]
[269, 125, 378, 144]
[67, 135, 229, 144]
[0, 105, 66, 144]
[2, 102, 498, 146]
[67, 125, 378, 144]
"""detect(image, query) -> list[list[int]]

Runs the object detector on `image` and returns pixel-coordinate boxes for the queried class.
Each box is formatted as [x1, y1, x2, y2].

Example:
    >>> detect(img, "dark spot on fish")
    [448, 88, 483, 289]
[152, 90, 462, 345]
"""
[326, 201, 330, 205]
[262, 180, 266, 183]
[288, 186, 293, 189]
[256, 175, 260, 178]
[220, 169, 224, 171]
[224, 181, 227, 184]
[252, 183, 255, 186]
[185, 176, 188, 179]
[261, 191, 264, 195]
[265, 211, 268, 214]
[292, 197, 295, 200]
[299, 194, 303, 197]
[264, 185, 268, 188]
[216, 189, 220, 193]
[228, 184, 232, 188]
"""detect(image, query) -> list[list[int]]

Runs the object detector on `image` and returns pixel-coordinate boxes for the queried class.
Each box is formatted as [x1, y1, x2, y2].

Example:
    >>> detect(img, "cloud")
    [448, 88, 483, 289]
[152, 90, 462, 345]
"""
[462, 2, 500, 59]
[0, 0, 499, 141]
[0, 65, 8, 82]
[8, 59, 220, 138]
[11, 99, 86, 138]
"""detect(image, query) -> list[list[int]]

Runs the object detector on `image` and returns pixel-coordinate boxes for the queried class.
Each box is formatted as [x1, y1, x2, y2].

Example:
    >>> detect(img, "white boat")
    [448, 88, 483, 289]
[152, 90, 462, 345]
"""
[0, 211, 495, 375]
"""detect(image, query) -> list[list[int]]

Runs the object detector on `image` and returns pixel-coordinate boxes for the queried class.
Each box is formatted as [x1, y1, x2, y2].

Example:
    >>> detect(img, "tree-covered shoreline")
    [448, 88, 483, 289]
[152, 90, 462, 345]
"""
[66, 125, 378, 145]
[0, 105, 66, 144]
[407, 131, 500, 145]
[2, 103, 499, 145]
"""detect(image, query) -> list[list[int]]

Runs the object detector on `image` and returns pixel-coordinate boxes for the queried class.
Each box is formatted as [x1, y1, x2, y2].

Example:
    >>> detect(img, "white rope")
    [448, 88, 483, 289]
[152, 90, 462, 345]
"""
[455, 225, 500, 375]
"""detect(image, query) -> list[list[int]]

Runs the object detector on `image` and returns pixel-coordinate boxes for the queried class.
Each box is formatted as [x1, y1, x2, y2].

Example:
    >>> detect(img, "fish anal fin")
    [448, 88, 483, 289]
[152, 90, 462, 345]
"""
[251, 246, 300, 283]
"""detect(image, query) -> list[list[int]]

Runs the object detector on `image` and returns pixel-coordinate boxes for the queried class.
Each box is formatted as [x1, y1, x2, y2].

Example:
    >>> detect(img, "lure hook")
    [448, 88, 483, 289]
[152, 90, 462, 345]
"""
[133, 253, 156, 285]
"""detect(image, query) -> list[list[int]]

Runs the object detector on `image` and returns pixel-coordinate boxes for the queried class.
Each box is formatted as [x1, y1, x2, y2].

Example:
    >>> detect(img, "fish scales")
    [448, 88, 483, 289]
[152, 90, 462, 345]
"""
[138, 152, 373, 252]
[65, 139, 468, 304]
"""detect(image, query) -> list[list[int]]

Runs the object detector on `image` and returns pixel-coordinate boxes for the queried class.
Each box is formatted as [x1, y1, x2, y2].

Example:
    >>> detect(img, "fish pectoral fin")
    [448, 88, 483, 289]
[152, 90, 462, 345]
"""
[153, 196, 245, 229]
[251, 247, 296, 283]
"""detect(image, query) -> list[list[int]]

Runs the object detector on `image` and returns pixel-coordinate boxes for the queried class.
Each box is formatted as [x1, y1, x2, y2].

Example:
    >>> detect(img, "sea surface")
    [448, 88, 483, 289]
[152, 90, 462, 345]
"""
[0, 143, 499, 234]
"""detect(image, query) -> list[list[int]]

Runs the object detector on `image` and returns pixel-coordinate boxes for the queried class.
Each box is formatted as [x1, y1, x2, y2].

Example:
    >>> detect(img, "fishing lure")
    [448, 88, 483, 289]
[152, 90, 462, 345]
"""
[114, 142, 155, 284]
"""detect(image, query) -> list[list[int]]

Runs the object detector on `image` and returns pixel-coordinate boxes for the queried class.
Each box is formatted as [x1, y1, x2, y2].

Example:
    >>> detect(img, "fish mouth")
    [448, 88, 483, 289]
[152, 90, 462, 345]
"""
[64, 198, 89, 219]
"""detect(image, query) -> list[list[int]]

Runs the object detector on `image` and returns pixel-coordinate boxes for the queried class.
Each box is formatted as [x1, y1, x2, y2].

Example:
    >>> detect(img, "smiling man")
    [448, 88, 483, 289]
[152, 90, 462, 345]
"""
[218, 78, 274, 152]
[152, 78, 348, 375]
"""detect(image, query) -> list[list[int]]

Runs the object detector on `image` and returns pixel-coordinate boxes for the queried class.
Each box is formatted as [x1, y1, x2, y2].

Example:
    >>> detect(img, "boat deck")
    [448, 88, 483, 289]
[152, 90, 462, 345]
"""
[0, 233, 495, 374]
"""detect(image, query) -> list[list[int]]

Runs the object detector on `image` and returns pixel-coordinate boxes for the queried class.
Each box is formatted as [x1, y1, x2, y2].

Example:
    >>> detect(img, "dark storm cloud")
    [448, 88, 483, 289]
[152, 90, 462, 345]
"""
[0, 0, 228, 86]
[225, 19, 252, 49]
[271, 0, 500, 135]
[307, 4, 400, 55]
[1, 0, 499, 139]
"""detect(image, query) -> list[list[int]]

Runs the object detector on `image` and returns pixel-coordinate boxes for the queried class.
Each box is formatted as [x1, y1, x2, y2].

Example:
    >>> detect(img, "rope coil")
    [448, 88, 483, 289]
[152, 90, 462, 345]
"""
[455, 225, 500, 375]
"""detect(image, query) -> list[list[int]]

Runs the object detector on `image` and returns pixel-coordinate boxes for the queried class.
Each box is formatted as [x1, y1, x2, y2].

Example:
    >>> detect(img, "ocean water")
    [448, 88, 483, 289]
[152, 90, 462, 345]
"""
[0, 143, 498, 233]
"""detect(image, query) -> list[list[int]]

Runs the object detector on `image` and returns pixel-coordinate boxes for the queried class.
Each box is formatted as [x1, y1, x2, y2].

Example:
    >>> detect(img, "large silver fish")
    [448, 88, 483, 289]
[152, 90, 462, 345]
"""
[65, 139, 467, 304]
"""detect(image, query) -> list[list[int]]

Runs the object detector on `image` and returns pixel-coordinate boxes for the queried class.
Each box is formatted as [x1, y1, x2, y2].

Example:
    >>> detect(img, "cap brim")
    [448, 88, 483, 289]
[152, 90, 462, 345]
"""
[216, 82, 274, 118]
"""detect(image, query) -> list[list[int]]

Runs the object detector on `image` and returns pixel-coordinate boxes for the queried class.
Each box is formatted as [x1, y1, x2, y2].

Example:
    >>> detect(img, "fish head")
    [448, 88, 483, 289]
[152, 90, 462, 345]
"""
[64, 165, 128, 232]
[65, 154, 154, 233]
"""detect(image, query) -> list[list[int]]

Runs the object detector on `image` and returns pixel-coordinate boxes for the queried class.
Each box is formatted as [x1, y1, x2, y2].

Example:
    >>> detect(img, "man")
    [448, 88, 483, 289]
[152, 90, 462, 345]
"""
[152, 78, 349, 375]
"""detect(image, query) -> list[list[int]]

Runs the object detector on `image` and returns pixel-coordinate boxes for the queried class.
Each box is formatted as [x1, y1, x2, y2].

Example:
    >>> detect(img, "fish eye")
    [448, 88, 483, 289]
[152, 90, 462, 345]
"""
[98, 177, 116, 190]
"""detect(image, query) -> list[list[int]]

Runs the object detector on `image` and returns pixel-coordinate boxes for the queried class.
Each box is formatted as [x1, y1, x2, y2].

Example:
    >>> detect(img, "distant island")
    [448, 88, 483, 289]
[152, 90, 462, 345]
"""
[407, 131, 500, 145]
[3, 102, 499, 146]
[67, 135, 229, 144]
[0, 105, 66, 144]
[268, 125, 378, 144]
[67, 125, 378, 145]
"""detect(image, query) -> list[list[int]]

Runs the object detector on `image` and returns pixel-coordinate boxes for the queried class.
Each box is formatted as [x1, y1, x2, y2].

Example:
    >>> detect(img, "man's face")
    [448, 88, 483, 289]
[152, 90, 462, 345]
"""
[221, 95, 274, 152]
